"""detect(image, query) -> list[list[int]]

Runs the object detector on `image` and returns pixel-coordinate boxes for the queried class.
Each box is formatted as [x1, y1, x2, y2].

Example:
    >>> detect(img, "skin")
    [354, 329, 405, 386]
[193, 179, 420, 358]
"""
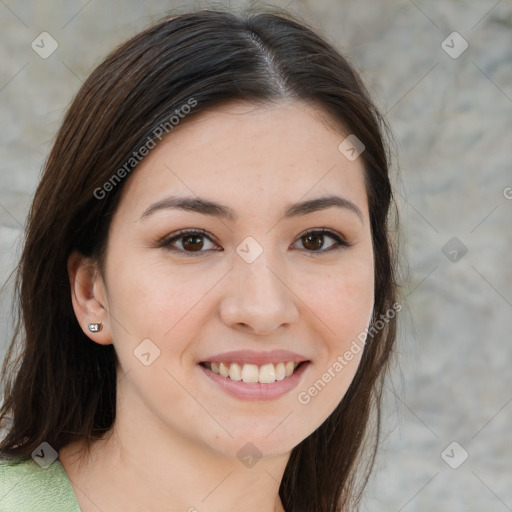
[60, 100, 375, 512]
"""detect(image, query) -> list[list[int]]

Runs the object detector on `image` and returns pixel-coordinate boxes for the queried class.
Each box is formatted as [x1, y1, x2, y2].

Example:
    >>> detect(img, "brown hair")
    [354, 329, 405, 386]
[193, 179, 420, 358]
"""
[0, 6, 399, 511]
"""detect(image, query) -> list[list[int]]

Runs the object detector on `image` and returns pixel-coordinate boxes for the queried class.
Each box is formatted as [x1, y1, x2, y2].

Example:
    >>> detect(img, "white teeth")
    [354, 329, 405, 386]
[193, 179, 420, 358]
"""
[229, 362, 242, 381]
[241, 363, 259, 383]
[219, 362, 229, 378]
[259, 364, 276, 383]
[205, 361, 302, 383]
[275, 362, 286, 381]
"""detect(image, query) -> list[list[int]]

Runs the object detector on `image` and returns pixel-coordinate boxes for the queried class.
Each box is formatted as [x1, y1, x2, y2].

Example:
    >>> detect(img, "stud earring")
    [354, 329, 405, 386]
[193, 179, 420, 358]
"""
[88, 323, 103, 333]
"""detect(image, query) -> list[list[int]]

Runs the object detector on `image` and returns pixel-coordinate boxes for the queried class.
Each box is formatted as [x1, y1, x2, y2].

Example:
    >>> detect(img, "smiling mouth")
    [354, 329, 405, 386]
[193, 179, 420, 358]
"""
[199, 361, 307, 384]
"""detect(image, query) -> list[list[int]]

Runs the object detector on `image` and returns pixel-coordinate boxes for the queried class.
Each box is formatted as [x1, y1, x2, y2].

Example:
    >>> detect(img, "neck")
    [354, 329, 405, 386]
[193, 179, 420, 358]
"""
[59, 385, 289, 512]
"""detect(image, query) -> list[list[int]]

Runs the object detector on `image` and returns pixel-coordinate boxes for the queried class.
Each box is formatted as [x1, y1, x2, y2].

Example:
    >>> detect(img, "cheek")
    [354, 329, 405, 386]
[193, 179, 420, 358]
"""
[293, 258, 374, 415]
[104, 251, 219, 362]
[326, 263, 374, 377]
[297, 257, 374, 345]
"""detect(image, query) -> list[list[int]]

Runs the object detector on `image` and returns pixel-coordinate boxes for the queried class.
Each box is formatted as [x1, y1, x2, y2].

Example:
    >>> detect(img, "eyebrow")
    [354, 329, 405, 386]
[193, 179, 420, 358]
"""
[139, 194, 363, 223]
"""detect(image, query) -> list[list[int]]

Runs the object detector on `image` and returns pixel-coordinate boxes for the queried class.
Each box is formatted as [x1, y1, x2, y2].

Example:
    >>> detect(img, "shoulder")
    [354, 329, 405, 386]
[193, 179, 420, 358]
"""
[0, 455, 81, 511]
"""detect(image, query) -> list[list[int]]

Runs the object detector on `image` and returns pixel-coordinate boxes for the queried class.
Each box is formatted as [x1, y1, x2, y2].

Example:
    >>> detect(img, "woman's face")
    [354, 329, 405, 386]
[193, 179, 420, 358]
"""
[92, 100, 374, 459]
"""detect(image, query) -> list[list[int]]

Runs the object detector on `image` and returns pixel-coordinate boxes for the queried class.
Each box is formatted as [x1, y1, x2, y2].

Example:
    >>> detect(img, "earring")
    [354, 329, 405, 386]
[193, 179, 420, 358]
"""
[88, 323, 103, 333]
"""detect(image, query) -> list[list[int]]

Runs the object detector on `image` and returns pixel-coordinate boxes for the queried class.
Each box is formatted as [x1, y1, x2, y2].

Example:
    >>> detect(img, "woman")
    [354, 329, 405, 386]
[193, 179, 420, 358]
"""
[0, 6, 399, 511]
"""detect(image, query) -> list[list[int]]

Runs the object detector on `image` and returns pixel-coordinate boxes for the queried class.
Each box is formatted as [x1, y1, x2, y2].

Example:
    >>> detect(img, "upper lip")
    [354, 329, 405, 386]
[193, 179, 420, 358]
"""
[199, 349, 310, 366]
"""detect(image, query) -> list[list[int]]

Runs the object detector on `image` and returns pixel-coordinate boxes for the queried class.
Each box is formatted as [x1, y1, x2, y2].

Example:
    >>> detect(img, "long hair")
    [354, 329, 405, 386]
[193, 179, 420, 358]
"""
[0, 7, 399, 511]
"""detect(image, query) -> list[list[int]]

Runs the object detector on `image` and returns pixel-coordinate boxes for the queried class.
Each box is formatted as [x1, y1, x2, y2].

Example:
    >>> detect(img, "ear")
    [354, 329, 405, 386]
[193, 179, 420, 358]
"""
[67, 249, 113, 345]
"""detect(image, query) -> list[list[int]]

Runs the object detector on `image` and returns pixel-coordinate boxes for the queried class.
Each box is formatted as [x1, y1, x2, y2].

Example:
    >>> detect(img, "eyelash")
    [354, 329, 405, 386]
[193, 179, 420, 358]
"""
[158, 228, 351, 257]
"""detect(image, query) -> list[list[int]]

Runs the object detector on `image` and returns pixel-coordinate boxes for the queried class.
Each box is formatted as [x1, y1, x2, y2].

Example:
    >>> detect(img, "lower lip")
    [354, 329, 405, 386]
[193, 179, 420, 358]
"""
[199, 362, 310, 401]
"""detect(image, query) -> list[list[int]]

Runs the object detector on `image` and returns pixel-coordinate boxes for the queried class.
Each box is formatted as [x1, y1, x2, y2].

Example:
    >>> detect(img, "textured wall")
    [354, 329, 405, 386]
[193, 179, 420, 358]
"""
[1, 1, 511, 510]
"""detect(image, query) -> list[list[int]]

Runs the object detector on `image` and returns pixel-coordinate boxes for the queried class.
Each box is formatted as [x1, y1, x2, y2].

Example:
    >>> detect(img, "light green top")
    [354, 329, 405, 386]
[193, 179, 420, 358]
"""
[0, 456, 81, 511]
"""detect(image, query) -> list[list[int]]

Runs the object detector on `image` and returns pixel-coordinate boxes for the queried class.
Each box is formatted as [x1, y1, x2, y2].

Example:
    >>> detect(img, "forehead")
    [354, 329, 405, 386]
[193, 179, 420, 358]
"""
[115, 100, 368, 221]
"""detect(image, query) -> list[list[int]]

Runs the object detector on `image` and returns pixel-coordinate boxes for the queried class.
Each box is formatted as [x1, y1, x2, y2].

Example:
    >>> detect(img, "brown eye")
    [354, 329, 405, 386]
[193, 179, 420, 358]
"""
[160, 228, 349, 257]
[302, 232, 324, 251]
[160, 229, 219, 256]
[293, 229, 350, 254]
[182, 234, 205, 252]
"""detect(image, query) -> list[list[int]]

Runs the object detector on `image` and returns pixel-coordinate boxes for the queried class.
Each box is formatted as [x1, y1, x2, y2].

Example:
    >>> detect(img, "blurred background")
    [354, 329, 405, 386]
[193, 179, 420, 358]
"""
[1, 0, 511, 510]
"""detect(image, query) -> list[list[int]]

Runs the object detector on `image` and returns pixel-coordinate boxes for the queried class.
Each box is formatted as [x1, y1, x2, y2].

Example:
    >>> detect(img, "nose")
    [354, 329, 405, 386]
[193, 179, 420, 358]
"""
[219, 254, 300, 335]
